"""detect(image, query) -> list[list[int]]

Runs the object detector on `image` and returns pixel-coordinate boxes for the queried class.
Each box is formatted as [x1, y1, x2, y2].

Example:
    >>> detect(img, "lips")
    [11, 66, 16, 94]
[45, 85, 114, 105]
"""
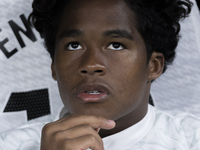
[74, 84, 110, 103]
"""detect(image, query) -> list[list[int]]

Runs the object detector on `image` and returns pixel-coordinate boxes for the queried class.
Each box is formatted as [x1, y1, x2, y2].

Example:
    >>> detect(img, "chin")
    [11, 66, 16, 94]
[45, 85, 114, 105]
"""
[72, 107, 112, 118]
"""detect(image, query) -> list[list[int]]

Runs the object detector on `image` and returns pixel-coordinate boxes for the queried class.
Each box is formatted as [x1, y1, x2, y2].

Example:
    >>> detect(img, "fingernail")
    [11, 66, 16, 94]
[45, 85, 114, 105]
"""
[106, 119, 115, 125]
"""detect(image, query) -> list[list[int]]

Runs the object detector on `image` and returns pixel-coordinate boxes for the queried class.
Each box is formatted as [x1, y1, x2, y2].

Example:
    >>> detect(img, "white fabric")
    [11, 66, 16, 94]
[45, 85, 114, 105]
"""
[1, 105, 200, 150]
[0, 0, 63, 133]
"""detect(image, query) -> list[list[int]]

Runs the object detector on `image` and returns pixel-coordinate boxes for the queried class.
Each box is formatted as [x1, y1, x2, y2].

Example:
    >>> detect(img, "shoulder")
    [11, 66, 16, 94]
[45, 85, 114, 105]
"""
[133, 107, 200, 149]
[154, 108, 200, 131]
[153, 108, 200, 149]
[172, 113, 200, 149]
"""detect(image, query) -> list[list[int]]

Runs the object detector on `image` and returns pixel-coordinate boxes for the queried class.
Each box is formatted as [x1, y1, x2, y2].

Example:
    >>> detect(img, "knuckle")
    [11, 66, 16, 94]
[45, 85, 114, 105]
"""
[87, 134, 96, 143]
[53, 131, 62, 141]
[86, 135, 104, 149]
[42, 123, 53, 135]
[84, 124, 94, 131]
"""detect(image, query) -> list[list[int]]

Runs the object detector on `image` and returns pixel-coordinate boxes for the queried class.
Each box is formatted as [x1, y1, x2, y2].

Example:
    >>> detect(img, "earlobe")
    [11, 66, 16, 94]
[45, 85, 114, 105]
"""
[51, 62, 57, 81]
[148, 52, 165, 81]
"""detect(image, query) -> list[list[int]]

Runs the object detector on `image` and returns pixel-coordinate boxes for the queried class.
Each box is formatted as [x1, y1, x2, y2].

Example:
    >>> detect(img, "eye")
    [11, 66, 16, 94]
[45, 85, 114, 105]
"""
[65, 42, 82, 50]
[107, 42, 125, 50]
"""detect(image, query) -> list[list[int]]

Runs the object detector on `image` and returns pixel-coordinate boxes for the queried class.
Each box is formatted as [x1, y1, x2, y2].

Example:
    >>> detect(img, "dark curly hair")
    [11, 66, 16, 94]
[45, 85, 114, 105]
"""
[29, 0, 192, 73]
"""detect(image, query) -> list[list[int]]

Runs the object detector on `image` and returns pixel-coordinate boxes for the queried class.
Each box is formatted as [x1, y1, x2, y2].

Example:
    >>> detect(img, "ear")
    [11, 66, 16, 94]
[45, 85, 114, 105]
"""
[51, 61, 57, 81]
[148, 52, 165, 82]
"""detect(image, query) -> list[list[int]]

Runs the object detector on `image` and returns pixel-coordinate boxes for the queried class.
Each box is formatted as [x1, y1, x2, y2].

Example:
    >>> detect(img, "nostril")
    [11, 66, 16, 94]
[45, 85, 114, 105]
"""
[95, 70, 103, 73]
[79, 69, 105, 75]
[81, 70, 87, 74]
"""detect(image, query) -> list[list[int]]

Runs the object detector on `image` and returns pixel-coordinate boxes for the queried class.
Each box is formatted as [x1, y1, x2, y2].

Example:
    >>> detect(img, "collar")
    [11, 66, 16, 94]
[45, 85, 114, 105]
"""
[102, 104, 156, 150]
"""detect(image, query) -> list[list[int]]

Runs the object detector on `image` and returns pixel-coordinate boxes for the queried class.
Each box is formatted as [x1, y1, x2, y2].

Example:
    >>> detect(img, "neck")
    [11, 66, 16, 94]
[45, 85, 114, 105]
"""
[99, 103, 148, 138]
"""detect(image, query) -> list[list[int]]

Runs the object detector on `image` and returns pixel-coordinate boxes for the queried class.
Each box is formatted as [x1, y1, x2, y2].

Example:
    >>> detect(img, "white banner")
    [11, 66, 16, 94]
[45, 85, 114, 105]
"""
[0, 0, 63, 132]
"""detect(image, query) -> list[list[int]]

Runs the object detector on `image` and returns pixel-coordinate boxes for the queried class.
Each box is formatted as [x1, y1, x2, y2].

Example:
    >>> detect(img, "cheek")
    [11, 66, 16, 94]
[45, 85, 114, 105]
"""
[54, 58, 77, 105]
[108, 53, 148, 103]
[54, 49, 79, 86]
[56, 75, 71, 107]
[108, 67, 148, 119]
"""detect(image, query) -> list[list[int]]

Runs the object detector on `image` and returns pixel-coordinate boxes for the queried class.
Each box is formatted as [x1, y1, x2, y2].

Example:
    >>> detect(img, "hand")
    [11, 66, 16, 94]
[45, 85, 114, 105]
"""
[40, 114, 116, 150]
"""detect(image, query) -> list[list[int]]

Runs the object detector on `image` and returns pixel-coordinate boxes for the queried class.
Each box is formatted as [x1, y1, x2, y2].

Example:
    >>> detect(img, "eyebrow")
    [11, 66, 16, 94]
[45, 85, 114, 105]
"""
[103, 29, 134, 40]
[58, 29, 134, 41]
[58, 29, 84, 40]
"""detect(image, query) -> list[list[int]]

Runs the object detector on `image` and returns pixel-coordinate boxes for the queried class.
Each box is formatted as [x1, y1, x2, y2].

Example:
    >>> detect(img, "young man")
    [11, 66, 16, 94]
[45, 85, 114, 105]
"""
[1, 0, 199, 149]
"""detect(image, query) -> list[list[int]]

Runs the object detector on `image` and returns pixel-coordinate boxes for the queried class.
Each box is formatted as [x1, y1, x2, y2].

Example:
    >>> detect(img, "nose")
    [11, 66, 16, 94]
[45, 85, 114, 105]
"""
[78, 51, 107, 76]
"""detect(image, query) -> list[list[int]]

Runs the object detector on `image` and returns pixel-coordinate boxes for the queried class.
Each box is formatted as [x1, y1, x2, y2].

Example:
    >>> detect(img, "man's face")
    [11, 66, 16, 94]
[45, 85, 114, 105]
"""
[52, 0, 151, 122]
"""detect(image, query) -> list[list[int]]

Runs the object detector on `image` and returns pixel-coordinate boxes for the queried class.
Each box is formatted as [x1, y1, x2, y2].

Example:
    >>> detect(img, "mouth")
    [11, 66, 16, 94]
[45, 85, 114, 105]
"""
[75, 84, 110, 103]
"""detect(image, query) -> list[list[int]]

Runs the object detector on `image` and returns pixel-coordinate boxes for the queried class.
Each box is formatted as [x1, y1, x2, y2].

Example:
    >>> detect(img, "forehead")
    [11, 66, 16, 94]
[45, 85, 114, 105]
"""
[57, 0, 137, 35]
[63, 0, 133, 17]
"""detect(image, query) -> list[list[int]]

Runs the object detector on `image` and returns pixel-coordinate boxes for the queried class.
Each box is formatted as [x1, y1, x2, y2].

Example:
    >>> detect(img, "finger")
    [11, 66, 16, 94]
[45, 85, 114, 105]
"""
[54, 124, 103, 144]
[64, 134, 105, 150]
[43, 115, 115, 133]
[63, 115, 115, 129]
